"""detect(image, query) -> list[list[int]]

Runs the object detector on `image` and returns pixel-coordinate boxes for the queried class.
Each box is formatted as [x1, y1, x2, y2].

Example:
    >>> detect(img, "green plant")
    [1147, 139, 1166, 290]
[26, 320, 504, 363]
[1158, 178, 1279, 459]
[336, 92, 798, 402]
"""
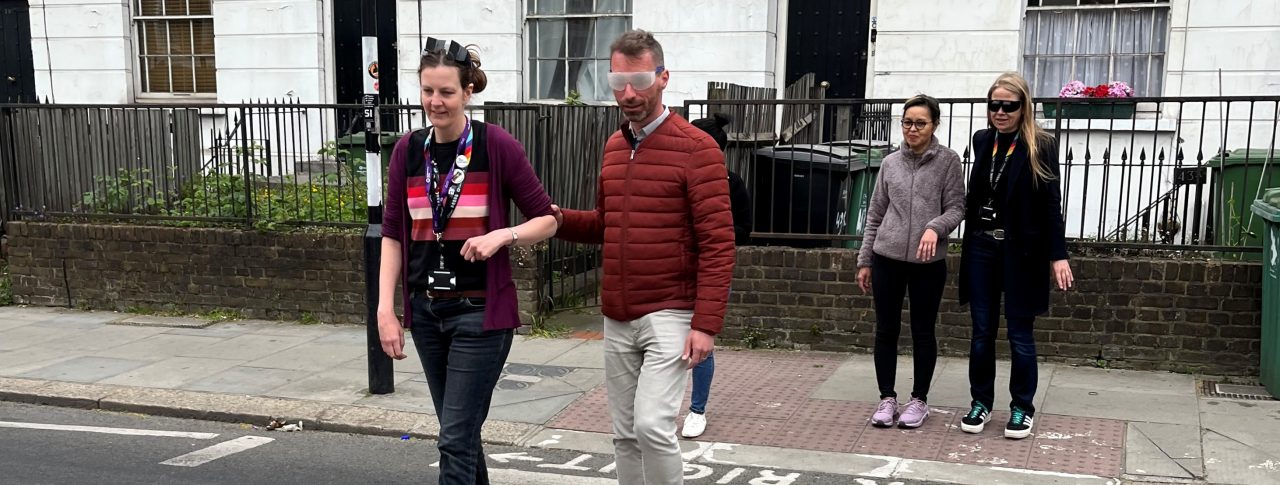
[317, 141, 364, 184]
[81, 168, 171, 215]
[528, 321, 570, 339]
[203, 309, 244, 322]
[741, 327, 766, 349]
[565, 90, 585, 106]
[0, 261, 12, 306]
[299, 312, 321, 325]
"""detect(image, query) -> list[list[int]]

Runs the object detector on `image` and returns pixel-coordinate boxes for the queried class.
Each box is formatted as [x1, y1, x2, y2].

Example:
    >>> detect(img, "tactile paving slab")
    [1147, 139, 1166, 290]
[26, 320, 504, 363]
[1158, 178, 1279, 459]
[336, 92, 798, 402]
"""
[547, 352, 1128, 478]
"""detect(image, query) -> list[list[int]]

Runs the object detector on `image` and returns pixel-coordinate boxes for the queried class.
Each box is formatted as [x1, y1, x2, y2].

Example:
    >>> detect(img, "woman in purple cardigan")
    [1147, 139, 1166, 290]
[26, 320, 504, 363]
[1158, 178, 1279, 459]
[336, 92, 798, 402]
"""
[376, 38, 557, 485]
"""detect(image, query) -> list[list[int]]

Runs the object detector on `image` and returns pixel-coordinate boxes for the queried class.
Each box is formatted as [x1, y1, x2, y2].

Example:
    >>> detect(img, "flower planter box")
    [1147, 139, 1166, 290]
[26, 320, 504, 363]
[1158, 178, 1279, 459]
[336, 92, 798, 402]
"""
[1043, 102, 1136, 120]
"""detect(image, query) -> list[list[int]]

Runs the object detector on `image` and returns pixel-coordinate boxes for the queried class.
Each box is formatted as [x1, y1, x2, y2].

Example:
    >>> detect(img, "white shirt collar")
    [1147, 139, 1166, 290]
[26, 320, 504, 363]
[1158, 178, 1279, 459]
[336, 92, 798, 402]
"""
[631, 105, 670, 142]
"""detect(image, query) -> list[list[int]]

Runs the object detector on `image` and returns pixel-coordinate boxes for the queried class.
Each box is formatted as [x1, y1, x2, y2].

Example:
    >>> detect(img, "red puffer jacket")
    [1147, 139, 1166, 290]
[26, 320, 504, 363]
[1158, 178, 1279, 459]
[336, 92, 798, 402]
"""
[558, 112, 735, 335]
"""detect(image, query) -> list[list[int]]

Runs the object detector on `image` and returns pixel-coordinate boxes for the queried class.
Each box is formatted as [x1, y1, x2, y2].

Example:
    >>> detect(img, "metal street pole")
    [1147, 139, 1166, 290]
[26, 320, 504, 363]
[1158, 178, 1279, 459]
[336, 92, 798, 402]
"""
[362, 0, 393, 395]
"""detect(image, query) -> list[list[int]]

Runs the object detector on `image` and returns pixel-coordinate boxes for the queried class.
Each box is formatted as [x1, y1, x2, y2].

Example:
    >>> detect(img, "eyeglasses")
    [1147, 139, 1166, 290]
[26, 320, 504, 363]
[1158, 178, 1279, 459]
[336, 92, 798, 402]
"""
[607, 66, 666, 92]
[987, 100, 1022, 113]
[900, 119, 931, 131]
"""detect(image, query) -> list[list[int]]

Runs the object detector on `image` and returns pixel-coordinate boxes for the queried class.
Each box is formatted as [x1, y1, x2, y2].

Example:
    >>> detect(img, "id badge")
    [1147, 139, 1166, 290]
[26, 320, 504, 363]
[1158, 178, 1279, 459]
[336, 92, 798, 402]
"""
[979, 204, 997, 223]
[428, 269, 457, 291]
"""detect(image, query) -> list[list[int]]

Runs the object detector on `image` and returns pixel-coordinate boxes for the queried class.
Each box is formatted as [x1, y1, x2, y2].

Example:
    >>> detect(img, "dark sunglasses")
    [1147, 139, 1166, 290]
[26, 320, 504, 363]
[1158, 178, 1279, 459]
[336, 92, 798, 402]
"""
[987, 100, 1022, 113]
[424, 37, 471, 64]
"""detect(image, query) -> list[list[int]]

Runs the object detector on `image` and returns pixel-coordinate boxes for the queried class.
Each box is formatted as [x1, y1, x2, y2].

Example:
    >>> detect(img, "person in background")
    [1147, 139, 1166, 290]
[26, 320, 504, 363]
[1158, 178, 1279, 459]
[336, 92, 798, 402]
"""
[856, 94, 965, 429]
[681, 113, 752, 439]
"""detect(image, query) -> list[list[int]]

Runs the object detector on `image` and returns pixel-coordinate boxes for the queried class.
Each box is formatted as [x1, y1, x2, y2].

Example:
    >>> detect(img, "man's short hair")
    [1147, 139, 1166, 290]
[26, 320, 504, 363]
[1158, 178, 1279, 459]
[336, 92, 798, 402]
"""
[610, 29, 664, 66]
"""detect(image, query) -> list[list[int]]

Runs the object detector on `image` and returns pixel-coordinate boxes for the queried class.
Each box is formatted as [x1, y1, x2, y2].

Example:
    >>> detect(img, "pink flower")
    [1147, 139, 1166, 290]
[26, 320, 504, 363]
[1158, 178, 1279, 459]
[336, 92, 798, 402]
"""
[1107, 81, 1134, 97]
[1059, 80, 1087, 97]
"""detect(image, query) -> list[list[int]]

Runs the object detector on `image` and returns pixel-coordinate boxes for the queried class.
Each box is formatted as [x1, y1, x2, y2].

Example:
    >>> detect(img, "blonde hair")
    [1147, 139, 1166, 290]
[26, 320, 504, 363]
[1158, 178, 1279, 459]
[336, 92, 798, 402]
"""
[987, 72, 1055, 183]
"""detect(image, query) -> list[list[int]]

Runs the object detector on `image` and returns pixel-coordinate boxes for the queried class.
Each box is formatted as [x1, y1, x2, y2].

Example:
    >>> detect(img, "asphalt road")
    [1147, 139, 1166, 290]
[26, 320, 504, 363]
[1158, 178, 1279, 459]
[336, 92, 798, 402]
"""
[0, 401, 946, 485]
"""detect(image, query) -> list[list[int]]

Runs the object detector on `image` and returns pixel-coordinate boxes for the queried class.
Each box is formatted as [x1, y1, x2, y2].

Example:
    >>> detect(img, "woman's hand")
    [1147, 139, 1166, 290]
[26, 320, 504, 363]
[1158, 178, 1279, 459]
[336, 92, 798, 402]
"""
[1052, 259, 1074, 291]
[857, 267, 872, 294]
[917, 228, 939, 261]
[377, 307, 406, 360]
[460, 229, 513, 262]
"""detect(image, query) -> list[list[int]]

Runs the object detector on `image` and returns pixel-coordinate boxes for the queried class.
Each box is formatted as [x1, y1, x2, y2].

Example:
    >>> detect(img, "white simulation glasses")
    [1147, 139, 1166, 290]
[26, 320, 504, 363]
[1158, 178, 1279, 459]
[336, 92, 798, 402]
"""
[606, 66, 666, 92]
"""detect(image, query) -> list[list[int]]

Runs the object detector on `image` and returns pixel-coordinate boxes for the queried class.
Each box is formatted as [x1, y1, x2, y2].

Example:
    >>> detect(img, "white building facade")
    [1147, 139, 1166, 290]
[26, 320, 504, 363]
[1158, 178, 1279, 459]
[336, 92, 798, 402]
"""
[13, 0, 1277, 105]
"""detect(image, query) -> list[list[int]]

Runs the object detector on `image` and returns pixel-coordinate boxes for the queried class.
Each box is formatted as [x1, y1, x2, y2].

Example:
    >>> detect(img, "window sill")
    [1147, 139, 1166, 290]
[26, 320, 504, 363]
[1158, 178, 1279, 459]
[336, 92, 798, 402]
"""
[134, 95, 218, 105]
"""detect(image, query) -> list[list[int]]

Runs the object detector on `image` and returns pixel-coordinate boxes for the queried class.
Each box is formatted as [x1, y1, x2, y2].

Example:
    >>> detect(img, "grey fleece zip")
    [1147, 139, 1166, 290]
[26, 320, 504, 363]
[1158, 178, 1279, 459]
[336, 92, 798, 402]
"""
[857, 136, 966, 267]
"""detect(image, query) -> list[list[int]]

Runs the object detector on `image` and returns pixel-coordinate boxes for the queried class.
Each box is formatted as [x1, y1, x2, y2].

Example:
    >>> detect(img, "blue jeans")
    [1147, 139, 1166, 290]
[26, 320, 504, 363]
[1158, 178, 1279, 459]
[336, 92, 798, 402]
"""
[409, 295, 513, 485]
[965, 233, 1038, 415]
[689, 352, 714, 414]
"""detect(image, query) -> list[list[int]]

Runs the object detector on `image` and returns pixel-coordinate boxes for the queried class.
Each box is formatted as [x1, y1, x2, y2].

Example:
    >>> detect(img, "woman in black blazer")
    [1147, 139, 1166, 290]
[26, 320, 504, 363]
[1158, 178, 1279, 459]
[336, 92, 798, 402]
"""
[957, 72, 1074, 440]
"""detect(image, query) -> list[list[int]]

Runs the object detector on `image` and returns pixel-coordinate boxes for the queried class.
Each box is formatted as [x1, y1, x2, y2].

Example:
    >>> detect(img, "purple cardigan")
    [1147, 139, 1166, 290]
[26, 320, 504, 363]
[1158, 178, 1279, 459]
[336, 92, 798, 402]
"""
[382, 123, 554, 331]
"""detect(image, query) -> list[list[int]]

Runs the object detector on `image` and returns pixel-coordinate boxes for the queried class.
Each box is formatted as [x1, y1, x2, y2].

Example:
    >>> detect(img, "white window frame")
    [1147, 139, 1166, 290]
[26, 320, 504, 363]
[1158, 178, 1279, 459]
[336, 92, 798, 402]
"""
[525, 0, 632, 103]
[131, 0, 217, 102]
[1022, 0, 1171, 97]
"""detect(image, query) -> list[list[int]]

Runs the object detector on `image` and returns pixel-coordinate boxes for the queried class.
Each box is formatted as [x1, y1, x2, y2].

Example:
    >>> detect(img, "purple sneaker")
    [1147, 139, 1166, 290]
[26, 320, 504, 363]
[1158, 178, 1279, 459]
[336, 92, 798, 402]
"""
[870, 397, 899, 428]
[898, 398, 929, 428]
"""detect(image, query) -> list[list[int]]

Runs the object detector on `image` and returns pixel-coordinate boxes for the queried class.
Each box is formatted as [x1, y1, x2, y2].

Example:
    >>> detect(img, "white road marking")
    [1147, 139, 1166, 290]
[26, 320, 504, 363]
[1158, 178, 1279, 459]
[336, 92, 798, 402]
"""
[489, 467, 616, 484]
[717, 467, 745, 484]
[489, 452, 544, 464]
[160, 436, 274, 467]
[0, 421, 219, 439]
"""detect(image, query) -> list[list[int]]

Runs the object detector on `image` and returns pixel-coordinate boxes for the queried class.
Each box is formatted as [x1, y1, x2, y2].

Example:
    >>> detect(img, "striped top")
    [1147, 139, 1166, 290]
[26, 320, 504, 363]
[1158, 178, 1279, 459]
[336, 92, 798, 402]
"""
[405, 125, 491, 292]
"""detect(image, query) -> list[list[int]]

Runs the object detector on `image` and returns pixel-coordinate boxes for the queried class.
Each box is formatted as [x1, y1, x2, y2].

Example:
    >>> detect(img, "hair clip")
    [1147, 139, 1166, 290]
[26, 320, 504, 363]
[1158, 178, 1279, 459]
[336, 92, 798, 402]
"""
[424, 37, 471, 64]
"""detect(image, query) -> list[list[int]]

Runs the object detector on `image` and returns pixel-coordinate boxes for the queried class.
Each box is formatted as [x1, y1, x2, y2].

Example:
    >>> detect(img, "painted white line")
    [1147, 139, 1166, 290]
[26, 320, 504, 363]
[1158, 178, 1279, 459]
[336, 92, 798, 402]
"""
[489, 467, 616, 485]
[160, 436, 274, 467]
[0, 421, 219, 440]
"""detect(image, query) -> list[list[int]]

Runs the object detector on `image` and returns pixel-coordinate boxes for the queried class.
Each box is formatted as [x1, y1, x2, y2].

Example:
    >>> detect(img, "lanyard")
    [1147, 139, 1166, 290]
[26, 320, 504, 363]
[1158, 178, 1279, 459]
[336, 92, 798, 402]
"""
[422, 119, 474, 241]
[989, 132, 1019, 190]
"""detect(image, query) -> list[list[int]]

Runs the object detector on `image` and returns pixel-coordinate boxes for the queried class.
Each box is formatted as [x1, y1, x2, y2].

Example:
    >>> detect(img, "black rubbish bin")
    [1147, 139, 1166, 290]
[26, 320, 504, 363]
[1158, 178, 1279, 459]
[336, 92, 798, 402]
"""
[751, 142, 888, 248]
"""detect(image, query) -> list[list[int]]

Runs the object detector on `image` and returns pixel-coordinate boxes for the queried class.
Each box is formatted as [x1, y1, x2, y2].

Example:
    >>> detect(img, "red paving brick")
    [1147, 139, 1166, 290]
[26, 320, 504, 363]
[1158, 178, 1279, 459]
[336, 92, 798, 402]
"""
[938, 430, 1035, 467]
[546, 351, 1127, 478]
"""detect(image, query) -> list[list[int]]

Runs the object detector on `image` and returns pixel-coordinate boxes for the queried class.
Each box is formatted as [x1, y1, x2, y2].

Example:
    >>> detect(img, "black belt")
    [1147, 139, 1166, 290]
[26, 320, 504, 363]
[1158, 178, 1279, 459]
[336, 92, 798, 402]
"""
[980, 229, 1006, 241]
[417, 289, 486, 299]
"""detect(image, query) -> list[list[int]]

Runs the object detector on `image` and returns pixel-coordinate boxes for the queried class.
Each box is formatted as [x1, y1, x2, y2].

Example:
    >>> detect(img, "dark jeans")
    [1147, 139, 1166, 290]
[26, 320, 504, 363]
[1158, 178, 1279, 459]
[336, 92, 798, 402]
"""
[965, 233, 1038, 414]
[409, 295, 514, 485]
[871, 254, 945, 402]
[689, 352, 714, 414]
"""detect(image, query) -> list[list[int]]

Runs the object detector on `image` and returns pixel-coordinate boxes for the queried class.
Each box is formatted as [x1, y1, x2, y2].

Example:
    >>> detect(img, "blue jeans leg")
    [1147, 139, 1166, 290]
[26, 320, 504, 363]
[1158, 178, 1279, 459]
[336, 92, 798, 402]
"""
[966, 235, 1002, 411]
[689, 352, 714, 414]
[410, 296, 513, 485]
[1007, 315, 1038, 414]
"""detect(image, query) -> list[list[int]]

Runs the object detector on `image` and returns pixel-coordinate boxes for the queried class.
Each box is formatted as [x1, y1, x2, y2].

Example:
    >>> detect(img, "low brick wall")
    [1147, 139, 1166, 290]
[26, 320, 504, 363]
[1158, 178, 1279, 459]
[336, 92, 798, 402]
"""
[724, 247, 1264, 376]
[4, 222, 542, 325]
[5, 223, 1265, 376]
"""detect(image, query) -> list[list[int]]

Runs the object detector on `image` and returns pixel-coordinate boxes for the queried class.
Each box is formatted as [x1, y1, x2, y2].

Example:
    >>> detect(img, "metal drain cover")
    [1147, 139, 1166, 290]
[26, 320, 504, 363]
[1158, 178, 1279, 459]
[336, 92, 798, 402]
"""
[1200, 380, 1277, 401]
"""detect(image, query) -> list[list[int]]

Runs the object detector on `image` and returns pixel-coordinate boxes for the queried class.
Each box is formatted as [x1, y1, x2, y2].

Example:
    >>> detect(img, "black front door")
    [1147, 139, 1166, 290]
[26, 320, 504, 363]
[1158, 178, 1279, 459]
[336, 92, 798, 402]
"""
[785, 0, 871, 99]
[0, 0, 37, 103]
[334, 0, 398, 135]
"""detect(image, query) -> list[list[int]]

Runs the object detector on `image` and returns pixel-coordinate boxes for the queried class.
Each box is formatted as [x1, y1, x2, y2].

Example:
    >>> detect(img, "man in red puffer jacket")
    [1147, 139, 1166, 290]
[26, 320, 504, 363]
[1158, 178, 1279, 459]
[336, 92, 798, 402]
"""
[552, 29, 735, 485]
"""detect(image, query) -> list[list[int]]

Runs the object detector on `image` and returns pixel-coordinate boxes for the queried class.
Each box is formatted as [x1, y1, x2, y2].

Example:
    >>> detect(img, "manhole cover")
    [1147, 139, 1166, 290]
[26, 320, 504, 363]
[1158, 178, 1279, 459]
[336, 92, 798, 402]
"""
[1199, 380, 1277, 401]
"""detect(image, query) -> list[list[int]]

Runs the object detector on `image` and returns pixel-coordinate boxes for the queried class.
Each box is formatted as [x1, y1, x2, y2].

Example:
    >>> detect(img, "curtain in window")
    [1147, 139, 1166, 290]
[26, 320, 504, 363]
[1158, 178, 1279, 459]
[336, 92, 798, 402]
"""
[1024, 7, 1166, 97]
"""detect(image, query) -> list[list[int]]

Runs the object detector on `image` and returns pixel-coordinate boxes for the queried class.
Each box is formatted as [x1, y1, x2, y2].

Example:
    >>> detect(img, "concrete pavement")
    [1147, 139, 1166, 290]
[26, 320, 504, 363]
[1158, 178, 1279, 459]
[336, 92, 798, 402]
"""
[0, 305, 1277, 484]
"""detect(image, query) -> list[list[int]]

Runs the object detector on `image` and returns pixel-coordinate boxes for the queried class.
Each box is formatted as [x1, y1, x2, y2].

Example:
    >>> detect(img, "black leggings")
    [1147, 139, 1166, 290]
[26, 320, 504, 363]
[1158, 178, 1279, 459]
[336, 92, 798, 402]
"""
[871, 254, 946, 402]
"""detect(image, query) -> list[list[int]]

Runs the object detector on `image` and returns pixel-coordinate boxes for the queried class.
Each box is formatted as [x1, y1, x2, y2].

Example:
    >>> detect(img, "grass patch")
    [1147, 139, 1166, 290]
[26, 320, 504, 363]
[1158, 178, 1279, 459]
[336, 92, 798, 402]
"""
[527, 319, 570, 339]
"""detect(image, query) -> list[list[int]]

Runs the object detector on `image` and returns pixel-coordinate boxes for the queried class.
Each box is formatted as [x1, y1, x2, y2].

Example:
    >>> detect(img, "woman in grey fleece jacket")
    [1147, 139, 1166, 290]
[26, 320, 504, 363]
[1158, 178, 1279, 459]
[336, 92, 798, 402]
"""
[856, 95, 966, 429]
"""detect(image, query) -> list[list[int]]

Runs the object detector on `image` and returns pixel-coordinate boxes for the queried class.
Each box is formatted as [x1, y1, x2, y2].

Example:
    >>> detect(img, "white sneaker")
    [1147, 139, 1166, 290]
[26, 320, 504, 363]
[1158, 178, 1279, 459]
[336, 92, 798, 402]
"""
[681, 412, 707, 438]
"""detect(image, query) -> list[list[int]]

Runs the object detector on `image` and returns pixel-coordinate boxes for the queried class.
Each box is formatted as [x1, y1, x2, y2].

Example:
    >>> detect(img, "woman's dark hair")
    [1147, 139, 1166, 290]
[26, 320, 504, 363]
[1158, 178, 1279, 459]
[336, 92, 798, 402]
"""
[419, 44, 488, 94]
[690, 113, 731, 151]
[903, 94, 941, 124]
